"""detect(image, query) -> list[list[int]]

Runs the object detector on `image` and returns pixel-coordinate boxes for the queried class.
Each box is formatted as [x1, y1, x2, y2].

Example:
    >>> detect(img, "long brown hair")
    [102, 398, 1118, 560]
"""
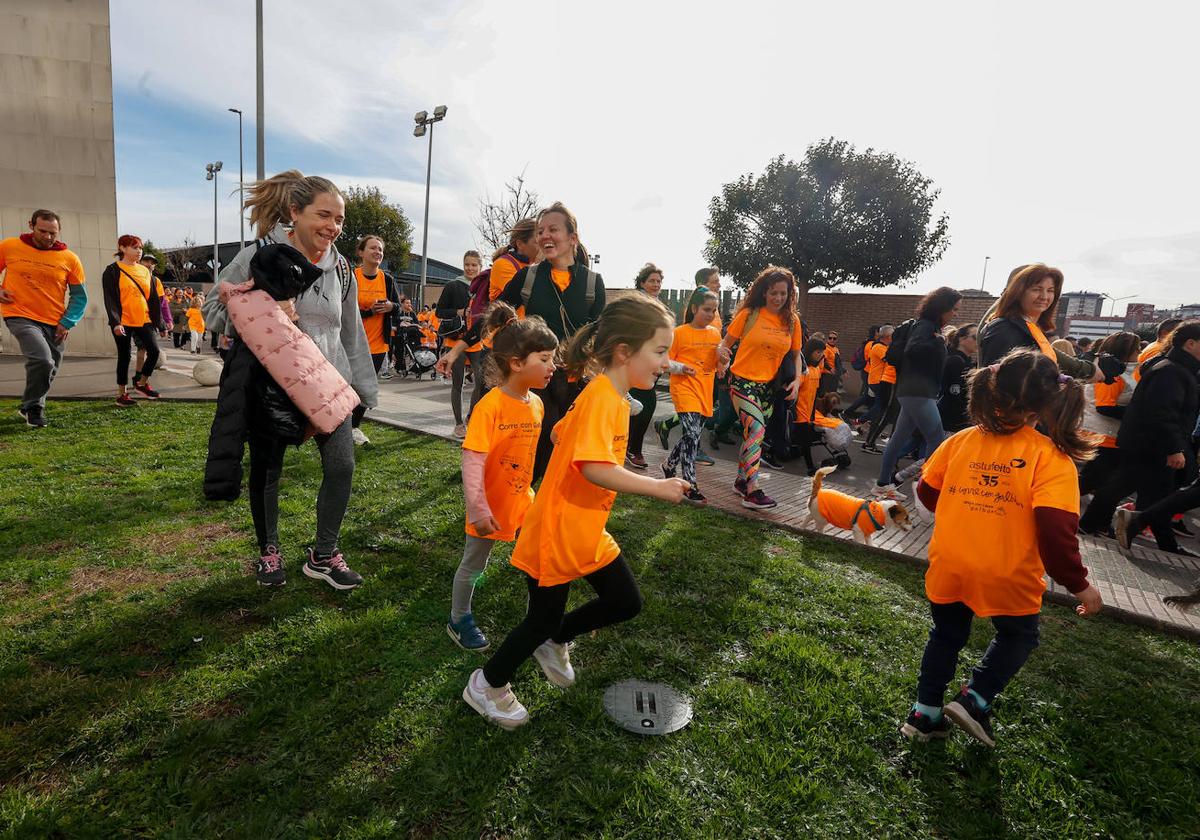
[967, 349, 1097, 462]
[561, 294, 674, 380]
[1095, 331, 1140, 363]
[491, 218, 537, 261]
[989, 263, 1064, 334]
[244, 170, 343, 239]
[735, 265, 798, 332]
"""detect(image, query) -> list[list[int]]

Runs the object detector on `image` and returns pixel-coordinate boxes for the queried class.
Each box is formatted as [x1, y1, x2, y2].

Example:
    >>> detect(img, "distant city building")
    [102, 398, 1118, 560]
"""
[1124, 302, 1156, 330]
[1056, 290, 1105, 336]
[1063, 315, 1129, 343]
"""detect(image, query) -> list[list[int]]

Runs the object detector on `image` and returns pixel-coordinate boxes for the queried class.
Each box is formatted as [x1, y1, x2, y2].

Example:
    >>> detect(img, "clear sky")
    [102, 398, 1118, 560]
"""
[110, 0, 1199, 309]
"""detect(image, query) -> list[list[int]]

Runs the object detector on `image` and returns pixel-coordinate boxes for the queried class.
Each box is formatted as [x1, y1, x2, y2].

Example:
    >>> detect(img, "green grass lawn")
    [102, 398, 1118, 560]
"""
[0, 400, 1198, 839]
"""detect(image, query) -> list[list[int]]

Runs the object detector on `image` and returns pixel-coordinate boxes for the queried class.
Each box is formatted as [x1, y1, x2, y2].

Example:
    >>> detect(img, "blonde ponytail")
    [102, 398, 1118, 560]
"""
[244, 170, 343, 239]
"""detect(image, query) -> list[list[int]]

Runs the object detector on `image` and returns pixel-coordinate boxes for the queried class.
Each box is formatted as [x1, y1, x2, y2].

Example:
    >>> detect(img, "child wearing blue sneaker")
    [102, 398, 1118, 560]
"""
[902, 350, 1103, 746]
[448, 304, 558, 651]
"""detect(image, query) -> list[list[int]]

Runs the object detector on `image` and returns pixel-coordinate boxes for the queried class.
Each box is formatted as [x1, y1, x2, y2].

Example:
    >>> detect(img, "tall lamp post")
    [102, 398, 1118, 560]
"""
[228, 108, 245, 249]
[205, 161, 223, 284]
[413, 105, 447, 308]
[255, 0, 264, 180]
[1103, 293, 1135, 318]
[979, 255, 991, 291]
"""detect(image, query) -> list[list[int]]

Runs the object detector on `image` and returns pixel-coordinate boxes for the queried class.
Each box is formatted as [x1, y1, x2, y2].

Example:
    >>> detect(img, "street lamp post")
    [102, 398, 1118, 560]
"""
[205, 161, 223, 283]
[1103, 293, 1135, 318]
[228, 108, 245, 249]
[979, 255, 991, 291]
[413, 105, 448, 308]
[255, 0, 264, 180]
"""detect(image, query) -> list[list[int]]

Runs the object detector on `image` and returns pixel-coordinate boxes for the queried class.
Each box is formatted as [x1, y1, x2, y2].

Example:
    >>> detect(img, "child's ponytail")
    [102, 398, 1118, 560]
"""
[1041, 376, 1097, 462]
[560, 320, 602, 380]
[560, 295, 674, 380]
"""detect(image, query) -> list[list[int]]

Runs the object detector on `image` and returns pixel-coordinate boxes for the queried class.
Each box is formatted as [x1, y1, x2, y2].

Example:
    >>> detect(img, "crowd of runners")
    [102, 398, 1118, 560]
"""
[3, 171, 1200, 746]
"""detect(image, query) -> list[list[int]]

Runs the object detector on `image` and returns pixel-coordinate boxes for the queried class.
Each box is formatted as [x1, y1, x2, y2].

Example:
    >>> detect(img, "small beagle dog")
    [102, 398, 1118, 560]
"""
[803, 466, 913, 546]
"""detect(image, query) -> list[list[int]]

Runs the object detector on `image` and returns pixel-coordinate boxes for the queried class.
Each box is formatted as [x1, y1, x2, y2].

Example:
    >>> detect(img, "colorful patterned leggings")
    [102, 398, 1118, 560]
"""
[729, 376, 775, 486]
[665, 411, 704, 486]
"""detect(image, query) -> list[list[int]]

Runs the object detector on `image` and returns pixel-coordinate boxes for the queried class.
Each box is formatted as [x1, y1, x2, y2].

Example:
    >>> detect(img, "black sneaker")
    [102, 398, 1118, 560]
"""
[683, 486, 707, 505]
[303, 548, 363, 590]
[900, 707, 951, 742]
[115, 394, 137, 408]
[1173, 519, 1195, 538]
[860, 442, 882, 454]
[943, 687, 995, 747]
[661, 461, 676, 479]
[18, 406, 48, 428]
[655, 419, 671, 450]
[133, 381, 161, 400]
[255, 546, 286, 587]
[760, 450, 783, 470]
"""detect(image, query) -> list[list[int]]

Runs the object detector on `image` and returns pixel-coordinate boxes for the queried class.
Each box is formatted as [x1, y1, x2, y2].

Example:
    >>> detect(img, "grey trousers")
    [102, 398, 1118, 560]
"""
[5, 317, 63, 410]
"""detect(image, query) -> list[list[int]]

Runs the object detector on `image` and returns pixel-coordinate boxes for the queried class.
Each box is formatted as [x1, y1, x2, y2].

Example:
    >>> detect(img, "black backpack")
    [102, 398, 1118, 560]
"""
[884, 319, 916, 372]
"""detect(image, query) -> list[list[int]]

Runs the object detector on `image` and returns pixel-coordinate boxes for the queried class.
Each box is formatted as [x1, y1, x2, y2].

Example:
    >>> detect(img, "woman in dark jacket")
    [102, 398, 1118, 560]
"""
[937, 323, 977, 433]
[871, 287, 961, 498]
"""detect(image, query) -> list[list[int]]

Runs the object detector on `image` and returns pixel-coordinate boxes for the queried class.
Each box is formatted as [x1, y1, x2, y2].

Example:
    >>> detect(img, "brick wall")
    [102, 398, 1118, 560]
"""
[800, 291, 997, 345]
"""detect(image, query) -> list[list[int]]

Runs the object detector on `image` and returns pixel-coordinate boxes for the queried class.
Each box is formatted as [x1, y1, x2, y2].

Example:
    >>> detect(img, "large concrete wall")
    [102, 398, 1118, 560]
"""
[0, 0, 117, 356]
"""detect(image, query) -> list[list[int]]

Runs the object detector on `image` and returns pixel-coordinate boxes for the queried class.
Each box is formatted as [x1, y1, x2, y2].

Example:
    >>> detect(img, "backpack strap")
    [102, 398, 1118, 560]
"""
[521, 262, 540, 305]
[336, 253, 352, 301]
[584, 268, 597, 306]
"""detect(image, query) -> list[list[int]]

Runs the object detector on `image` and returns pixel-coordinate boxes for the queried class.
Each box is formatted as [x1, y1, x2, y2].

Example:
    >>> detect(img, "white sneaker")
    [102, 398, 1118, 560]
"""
[532, 640, 576, 688]
[351, 427, 370, 446]
[453, 423, 468, 439]
[870, 482, 908, 502]
[627, 394, 643, 416]
[462, 668, 529, 730]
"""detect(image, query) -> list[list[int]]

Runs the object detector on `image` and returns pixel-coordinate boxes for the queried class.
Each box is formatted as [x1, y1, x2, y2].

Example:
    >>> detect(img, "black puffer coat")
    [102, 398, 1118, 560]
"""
[203, 244, 323, 501]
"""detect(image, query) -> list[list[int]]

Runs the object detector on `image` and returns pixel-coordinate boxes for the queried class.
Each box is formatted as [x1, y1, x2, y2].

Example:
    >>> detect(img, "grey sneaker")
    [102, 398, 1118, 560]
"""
[463, 668, 529, 730]
[532, 640, 576, 687]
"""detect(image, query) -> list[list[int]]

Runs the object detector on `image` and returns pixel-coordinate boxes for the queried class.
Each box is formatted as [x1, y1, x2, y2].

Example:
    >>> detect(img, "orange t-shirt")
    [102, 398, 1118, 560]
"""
[355, 268, 390, 355]
[822, 345, 839, 374]
[921, 425, 1080, 617]
[185, 306, 205, 332]
[1026, 320, 1056, 360]
[817, 488, 885, 537]
[0, 237, 85, 326]
[489, 253, 526, 301]
[668, 323, 722, 416]
[510, 374, 629, 586]
[115, 262, 164, 327]
[550, 267, 570, 292]
[1134, 340, 1162, 382]
[462, 388, 544, 541]
[813, 410, 840, 429]
[726, 308, 802, 383]
[868, 341, 896, 385]
[794, 364, 823, 423]
[1092, 378, 1125, 448]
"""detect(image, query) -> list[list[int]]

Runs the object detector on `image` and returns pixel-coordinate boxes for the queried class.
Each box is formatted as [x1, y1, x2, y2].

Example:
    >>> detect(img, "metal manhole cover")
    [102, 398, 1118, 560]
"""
[603, 680, 693, 735]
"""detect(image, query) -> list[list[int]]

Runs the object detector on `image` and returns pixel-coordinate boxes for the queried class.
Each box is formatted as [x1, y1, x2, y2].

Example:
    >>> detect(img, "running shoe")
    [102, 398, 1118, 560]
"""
[532, 640, 576, 687]
[760, 450, 783, 470]
[683, 487, 707, 505]
[943, 687, 995, 747]
[1114, 506, 1137, 551]
[661, 461, 676, 479]
[742, 489, 777, 510]
[133, 381, 161, 400]
[733, 478, 748, 498]
[870, 483, 908, 502]
[18, 406, 47, 428]
[895, 458, 926, 484]
[302, 548, 363, 590]
[352, 427, 370, 446]
[453, 423, 467, 439]
[627, 395, 643, 416]
[860, 442, 882, 454]
[654, 419, 671, 450]
[447, 612, 489, 651]
[626, 452, 648, 470]
[1173, 518, 1195, 538]
[900, 707, 951, 742]
[695, 448, 715, 466]
[463, 668, 529, 730]
[255, 546, 286, 587]
[115, 394, 137, 408]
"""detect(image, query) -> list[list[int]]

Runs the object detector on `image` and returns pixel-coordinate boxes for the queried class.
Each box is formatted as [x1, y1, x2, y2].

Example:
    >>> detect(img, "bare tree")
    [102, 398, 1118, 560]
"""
[163, 236, 203, 287]
[474, 172, 541, 253]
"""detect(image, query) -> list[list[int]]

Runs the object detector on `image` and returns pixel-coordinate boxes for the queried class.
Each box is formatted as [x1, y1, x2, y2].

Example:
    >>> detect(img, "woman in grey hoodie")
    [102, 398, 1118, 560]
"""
[204, 170, 379, 590]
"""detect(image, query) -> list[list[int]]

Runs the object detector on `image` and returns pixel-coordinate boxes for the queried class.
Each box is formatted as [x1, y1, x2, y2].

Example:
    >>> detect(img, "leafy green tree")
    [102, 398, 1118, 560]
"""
[140, 240, 168, 275]
[337, 185, 414, 273]
[704, 138, 949, 308]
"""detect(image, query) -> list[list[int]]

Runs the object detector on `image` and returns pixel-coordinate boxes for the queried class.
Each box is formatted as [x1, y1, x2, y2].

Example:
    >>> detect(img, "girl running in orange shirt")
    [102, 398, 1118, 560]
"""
[463, 295, 690, 729]
[661, 290, 728, 503]
[791, 337, 828, 476]
[448, 303, 559, 651]
[902, 349, 1103, 747]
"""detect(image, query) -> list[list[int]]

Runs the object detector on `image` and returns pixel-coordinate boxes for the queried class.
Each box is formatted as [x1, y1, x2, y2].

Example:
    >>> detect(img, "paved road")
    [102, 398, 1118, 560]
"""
[4, 344, 1199, 639]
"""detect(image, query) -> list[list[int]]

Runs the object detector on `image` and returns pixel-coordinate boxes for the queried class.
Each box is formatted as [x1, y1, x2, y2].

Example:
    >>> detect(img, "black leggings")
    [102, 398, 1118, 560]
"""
[1078, 447, 1123, 497]
[351, 353, 385, 428]
[113, 324, 159, 386]
[482, 554, 642, 688]
[1079, 455, 1180, 550]
[793, 421, 818, 471]
[627, 384, 657, 457]
[1127, 476, 1200, 538]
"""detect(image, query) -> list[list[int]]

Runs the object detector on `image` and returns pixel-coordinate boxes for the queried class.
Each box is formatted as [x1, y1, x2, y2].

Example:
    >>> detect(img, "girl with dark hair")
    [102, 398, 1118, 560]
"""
[1077, 331, 1140, 504]
[448, 303, 559, 651]
[463, 295, 688, 729]
[902, 349, 1103, 746]
[871, 287, 962, 500]
[792, 336, 828, 476]
[938, 323, 978, 433]
[716, 266, 803, 510]
[102, 234, 164, 406]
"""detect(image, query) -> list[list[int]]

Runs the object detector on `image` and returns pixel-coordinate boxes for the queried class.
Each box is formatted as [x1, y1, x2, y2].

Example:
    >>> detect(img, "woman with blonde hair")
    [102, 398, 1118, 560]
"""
[203, 170, 378, 590]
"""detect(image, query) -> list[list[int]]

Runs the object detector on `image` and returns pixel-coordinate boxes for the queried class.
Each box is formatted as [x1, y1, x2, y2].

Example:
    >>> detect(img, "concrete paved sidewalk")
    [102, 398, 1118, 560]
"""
[4, 344, 1199, 639]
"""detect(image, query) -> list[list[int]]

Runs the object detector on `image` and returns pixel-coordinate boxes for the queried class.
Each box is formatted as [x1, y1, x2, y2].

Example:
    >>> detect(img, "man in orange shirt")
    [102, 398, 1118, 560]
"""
[0, 210, 88, 428]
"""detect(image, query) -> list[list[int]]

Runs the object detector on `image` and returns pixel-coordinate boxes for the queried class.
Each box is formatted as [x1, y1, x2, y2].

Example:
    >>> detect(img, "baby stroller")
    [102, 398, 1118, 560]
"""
[392, 316, 437, 379]
[814, 410, 853, 472]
